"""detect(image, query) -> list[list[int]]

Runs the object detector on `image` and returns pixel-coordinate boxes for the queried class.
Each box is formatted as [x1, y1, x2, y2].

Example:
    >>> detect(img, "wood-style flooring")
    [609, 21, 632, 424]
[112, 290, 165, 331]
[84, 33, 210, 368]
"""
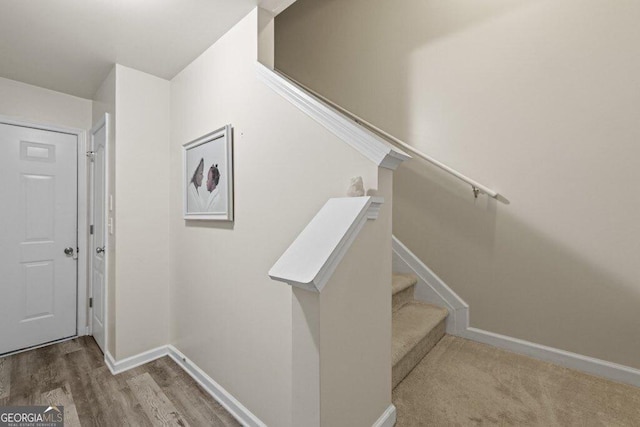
[0, 336, 240, 426]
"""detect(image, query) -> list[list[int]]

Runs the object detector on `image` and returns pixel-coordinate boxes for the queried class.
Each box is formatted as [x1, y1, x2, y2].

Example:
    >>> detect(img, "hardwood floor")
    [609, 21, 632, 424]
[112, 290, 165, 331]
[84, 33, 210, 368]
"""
[0, 336, 240, 426]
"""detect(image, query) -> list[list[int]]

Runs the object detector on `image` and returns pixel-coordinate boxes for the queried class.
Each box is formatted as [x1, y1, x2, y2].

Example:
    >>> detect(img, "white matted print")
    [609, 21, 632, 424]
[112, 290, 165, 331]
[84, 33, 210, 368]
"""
[183, 125, 233, 220]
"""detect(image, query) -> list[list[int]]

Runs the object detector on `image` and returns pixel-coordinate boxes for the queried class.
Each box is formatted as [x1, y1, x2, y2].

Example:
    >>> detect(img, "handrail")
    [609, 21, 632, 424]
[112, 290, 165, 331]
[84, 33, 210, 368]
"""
[257, 63, 410, 170]
[274, 69, 509, 204]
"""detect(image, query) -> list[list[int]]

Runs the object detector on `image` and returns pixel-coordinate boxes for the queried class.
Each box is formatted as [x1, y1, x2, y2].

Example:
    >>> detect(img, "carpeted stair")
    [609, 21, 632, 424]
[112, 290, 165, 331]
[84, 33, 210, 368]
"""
[392, 273, 448, 389]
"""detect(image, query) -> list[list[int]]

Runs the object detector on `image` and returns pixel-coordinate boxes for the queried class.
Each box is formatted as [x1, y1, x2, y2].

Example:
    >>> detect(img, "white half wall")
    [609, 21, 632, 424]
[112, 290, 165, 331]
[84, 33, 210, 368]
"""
[318, 209, 392, 427]
[169, 9, 379, 427]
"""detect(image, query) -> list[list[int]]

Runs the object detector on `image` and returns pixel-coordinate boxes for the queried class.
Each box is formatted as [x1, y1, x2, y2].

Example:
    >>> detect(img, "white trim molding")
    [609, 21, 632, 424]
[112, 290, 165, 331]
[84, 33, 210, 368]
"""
[392, 235, 640, 388]
[392, 236, 468, 335]
[103, 345, 266, 426]
[256, 63, 410, 170]
[105, 346, 168, 375]
[167, 346, 266, 427]
[258, 0, 297, 15]
[89, 113, 110, 354]
[372, 405, 397, 427]
[461, 328, 640, 388]
[367, 197, 384, 220]
[76, 127, 89, 338]
[269, 196, 382, 292]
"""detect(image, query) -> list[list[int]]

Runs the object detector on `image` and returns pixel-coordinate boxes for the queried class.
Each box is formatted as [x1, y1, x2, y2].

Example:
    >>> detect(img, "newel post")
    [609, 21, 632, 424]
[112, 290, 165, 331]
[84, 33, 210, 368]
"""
[270, 196, 392, 427]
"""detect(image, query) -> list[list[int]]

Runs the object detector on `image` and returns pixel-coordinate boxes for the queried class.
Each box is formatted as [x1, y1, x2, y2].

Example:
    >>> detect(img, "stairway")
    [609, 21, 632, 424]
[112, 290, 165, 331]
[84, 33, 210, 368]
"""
[392, 273, 448, 389]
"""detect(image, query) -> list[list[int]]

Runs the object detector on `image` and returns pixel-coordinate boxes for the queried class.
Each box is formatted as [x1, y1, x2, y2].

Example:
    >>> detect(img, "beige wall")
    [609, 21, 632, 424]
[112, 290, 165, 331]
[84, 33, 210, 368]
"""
[170, 9, 378, 426]
[276, 0, 640, 369]
[92, 67, 117, 356]
[113, 65, 171, 359]
[0, 76, 91, 130]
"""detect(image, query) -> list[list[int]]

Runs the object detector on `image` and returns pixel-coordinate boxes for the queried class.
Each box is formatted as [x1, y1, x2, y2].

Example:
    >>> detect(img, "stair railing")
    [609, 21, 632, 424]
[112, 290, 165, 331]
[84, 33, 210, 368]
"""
[274, 69, 509, 204]
[269, 196, 393, 427]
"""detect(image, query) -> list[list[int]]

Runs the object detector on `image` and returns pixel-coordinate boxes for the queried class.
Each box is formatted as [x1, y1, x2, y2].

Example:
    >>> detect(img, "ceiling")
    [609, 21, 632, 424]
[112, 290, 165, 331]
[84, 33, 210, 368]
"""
[0, 0, 264, 99]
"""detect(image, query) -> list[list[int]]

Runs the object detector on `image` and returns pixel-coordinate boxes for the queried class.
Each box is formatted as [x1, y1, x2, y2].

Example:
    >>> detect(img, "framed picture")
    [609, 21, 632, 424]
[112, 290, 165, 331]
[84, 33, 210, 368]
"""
[183, 124, 233, 220]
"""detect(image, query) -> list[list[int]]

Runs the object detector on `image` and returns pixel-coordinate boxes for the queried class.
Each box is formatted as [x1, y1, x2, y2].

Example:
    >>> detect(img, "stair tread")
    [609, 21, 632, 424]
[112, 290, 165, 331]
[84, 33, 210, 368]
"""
[392, 273, 417, 296]
[392, 301, 448, 366]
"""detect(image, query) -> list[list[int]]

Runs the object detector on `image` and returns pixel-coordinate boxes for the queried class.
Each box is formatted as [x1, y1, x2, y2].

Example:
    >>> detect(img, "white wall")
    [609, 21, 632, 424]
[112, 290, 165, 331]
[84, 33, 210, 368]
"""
[113, 65, 171, 359]
[170, 9, 378, 426]
[275, 0, 640, 369]
[319, 170, 393, 427]
[92, 68, 115, 127]
[0, 76, 91, 130]
[93, 67, 117, 356]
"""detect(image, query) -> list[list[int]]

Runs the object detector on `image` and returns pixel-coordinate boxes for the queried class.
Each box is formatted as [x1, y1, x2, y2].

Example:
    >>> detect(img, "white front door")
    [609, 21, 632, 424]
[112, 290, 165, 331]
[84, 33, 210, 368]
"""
[90, 115, 108, 354]
[0, 123, 78, 354]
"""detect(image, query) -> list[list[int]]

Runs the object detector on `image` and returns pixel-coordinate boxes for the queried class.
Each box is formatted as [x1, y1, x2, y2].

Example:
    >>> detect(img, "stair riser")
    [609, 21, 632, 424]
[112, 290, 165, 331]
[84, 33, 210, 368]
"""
[392, 318, 446, 389]
[392, 284, 415, 312]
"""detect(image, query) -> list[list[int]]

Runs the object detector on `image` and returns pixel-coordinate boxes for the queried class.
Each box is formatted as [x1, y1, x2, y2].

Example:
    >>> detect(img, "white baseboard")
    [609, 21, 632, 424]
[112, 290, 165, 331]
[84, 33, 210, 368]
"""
[105, 346, 169, 375]
[372, 404, 396, 427]
[104, 345, 266, 426]
[392, 236, 468, 334]
[462, 327, 640, 388]
[167, 345, 266, 427]
[104, 344, 395, 426]
[392, 235, 640, 389]
[105, 343, 395, 427]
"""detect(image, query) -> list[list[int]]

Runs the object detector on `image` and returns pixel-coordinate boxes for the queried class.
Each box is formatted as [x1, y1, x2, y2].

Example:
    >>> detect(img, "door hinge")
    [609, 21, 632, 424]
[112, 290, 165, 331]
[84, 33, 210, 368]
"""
[90, 225, 94, 235]
[89, 298, 93, 308]
[86, 151, 96, 162]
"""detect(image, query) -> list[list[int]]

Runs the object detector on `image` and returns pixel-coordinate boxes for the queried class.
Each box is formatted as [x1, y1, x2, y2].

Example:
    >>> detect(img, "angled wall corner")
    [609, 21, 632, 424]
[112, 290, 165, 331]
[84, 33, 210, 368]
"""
[109, 65, 171, 360]
[168, 8, 381, 427]
[258, 7, 275, 69]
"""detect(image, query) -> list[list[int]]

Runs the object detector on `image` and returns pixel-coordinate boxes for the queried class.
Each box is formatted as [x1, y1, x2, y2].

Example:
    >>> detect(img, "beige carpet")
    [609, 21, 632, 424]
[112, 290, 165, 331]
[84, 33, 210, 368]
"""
[393, 335, 640, 426]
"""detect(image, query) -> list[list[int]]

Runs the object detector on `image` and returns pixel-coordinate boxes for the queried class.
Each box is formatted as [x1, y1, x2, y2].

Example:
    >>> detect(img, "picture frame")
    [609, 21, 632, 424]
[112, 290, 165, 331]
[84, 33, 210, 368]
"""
[183, 124, 233, 221]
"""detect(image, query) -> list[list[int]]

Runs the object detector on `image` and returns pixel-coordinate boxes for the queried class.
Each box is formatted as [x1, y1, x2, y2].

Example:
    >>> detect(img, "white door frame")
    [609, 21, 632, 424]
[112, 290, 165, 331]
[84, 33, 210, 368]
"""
[0, 114, 89, 338]
[88, 113, 110, 353]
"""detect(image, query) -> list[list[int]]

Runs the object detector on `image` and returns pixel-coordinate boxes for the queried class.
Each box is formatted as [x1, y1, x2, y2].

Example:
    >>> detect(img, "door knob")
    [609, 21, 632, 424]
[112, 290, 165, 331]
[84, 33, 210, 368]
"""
[96, 247, 105, 254]
[64, 247, 75, 256]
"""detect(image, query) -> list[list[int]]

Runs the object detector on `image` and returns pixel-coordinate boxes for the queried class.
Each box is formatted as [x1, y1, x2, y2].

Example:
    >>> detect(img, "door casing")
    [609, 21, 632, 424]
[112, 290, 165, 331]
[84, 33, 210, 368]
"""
[89, 113, 110, 354]
[0, 114, 89, 342]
